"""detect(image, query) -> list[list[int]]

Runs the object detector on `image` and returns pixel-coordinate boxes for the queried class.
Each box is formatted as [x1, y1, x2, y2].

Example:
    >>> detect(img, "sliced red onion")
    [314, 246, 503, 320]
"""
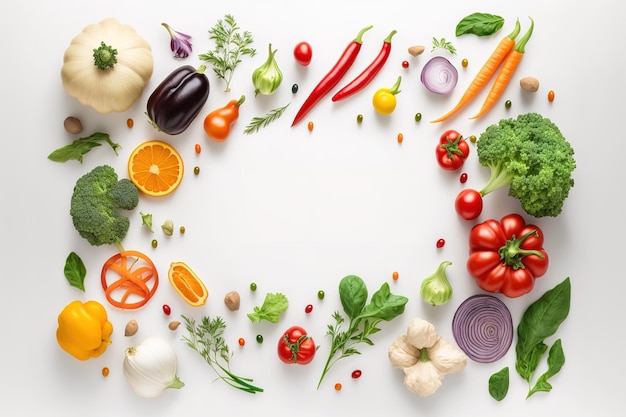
[452, 294, 513, 363]
[420, 56, 458, 95]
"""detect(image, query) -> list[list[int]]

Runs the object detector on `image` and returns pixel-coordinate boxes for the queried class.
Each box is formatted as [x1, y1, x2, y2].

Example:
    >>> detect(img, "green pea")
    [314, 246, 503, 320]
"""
[250, 282, 257, 291]
[194, 166, 200, 175]
[317, 290, 325, 300]
[256, 334, 263, 343]
[151, 239, 158, 248]
[505, 100, 512, 109]
[414, 112, 422, 122]
[356, 114, 363, 123]
[179, 226, 186, 234]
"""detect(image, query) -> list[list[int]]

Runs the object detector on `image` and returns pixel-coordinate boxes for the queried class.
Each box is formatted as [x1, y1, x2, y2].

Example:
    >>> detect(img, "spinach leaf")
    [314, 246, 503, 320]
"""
[516, 278, 571, 362]
[48, 132, 121, 163]
[489, 366, 510, 401]
[357, 282, 408, 321]
[527, 339, 565, 398]
[339, 275, 368, 320]
[64, 251, 86, 291]
[515, 277, 570, 397]
[456, 12, 505, 37]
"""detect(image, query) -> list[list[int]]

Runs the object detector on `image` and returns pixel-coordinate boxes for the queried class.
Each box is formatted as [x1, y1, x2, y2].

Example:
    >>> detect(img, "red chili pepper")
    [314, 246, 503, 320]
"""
[331, 30, 397, 102]
[291, 25, 373, 127]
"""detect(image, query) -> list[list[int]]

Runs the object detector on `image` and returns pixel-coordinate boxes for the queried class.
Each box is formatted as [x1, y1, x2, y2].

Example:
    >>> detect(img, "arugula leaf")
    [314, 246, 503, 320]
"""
[456, 12, 505, 37]
[431, 37, 456, 54]
[527, 339, 565, 398]
[489, 366, 510, 401]
[64, 251, 86, 291]
[247, 292, 288, 323]
[48, 132, 121, 163]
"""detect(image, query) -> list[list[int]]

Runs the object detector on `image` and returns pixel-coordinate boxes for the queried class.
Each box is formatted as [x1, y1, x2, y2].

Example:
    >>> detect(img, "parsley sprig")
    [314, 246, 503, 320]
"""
[431, 37, 457, 54]
[199, 14, 256, 92]
[182, 315, 263, 394]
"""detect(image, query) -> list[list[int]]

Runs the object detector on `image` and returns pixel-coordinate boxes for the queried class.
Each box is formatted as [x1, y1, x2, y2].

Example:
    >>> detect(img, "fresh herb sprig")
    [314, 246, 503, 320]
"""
[317, 275, 408, 388]
[182, 315, 263, 394]
[243, 103, 290, 134]
[431, 37, 457, 54]
[199, 14, 256, 92]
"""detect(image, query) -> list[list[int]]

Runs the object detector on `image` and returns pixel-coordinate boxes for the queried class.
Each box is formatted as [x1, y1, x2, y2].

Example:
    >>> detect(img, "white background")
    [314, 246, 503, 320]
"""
[1, 0, 622, 416]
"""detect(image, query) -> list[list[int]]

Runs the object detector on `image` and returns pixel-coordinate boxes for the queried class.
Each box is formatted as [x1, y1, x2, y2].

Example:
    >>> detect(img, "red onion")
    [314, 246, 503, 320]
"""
[451, 294, 513, 363]
[420, 56, 458, 95]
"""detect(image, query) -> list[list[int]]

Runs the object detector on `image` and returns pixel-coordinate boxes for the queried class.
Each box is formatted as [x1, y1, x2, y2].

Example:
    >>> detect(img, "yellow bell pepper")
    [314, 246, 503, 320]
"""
[56, 300, 113, 361]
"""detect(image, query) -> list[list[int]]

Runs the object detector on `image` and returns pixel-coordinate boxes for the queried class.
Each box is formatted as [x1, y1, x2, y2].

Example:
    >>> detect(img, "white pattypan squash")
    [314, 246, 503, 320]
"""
[61, 18, 154, 113]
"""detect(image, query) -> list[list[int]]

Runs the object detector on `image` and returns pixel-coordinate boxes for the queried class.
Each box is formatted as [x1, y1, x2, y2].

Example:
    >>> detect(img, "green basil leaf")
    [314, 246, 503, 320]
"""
[339, 275, 368, 320]
[456, 12, 505, 37]
[527, 339, 565, 398]
[516, 342, 548, 382]
[64, 251, 86, 291]
[357, 282, 408, 321]
[488, 366, 509, 401]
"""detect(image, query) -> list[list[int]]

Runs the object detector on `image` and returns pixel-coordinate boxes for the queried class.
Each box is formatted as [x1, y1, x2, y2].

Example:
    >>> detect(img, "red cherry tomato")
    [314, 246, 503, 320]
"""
[294, 42, 313, 66]
[455, 189, 483, 220]
[277, 326, 316, 365]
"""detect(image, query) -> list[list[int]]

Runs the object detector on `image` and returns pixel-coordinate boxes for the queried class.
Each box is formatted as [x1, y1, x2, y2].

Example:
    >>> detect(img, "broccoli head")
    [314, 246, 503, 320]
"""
[70, 165, 139, 250]
[476, 112, 576, 217]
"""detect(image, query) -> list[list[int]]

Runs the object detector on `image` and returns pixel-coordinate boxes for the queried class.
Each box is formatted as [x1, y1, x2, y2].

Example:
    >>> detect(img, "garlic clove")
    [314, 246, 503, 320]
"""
[402, 361, 444, 397]
[388, 335, 419, 368]
[428, 337, 468, 376]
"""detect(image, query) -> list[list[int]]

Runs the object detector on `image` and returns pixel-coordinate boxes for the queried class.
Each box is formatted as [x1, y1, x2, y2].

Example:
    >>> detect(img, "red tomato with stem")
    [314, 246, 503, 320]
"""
[467, 213, 549, 298]
[436, 130, 469, 170]
[293, 42, 313, 66]
[455, 189, 483, 220]
[277, 326, 316, 365]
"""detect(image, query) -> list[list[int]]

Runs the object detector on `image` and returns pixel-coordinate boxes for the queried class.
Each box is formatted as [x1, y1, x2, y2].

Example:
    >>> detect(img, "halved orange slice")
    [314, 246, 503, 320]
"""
[128, 140, 184, 197]
[168, 261, 208, 307]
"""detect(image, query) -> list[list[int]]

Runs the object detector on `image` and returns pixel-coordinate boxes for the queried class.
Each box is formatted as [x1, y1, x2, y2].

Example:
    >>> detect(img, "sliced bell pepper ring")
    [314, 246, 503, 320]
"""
[101, 250, 159, 309]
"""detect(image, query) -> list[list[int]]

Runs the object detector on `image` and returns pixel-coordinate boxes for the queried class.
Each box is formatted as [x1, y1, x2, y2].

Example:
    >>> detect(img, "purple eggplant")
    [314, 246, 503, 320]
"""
[146, 65, 210, 135]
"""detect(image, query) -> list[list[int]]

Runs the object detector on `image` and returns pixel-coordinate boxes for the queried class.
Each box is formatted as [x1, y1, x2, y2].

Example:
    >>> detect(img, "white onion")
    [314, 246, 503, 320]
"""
[420, 56, 458, 95]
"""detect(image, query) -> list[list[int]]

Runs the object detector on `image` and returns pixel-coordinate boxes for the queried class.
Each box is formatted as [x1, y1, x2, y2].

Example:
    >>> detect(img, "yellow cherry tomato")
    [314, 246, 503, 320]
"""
[372, 76, 402, 115]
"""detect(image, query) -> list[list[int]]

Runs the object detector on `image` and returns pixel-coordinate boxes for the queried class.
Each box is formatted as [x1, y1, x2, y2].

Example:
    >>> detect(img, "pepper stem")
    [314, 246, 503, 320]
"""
[384, 30, 398, 43]
[499, 229, 545, 270]
[353, 25, 374, 44]
[93, 42, 118, 70]
[389, 76, 402, 95]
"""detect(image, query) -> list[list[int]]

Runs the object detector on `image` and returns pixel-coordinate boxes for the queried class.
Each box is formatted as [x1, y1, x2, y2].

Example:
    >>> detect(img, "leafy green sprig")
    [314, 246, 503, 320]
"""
[243, 103, 290, 134]
[317, 276, 408, 388]
[431, 37, 457, 54]
[199, 14, 256, 92]
[182, 315, 263, 394]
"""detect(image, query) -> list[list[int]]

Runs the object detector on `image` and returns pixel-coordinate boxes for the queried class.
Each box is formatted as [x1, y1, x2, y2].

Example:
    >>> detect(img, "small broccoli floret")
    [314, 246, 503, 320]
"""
[70, 165, 139, 251]
[476, 113, 576, 217]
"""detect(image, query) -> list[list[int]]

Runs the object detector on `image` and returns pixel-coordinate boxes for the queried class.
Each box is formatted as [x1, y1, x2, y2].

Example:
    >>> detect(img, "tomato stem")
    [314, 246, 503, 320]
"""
[499, 230, 545, 270]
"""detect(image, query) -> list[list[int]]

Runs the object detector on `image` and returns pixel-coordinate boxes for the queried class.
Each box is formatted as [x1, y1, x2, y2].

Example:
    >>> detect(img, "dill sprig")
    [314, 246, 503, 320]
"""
[199, 14, 256, 92]
[182, 315, 263, 394]
[431, 37, 457, 54]
[243, 103, 290, 134]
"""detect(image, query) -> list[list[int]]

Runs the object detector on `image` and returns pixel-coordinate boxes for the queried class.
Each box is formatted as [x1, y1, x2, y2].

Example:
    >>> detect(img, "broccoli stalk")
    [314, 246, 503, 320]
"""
[469, 113, 576, 218]
[69, 165, 139, 252]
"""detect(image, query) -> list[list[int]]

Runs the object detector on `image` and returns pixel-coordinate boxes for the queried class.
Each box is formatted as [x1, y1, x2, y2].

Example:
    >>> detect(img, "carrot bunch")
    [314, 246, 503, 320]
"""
[431, 17, 534, 123]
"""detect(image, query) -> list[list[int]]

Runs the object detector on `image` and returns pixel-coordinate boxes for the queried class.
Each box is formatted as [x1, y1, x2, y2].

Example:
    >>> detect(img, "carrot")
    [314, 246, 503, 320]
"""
[470, 18, 534, 120]
[430, 20, 520, 123]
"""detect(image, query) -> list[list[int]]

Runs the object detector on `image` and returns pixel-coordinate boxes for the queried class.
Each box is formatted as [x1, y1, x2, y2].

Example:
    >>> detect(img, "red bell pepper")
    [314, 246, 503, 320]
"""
[436, 129, 469, 170]
[467, 213, 548, 298]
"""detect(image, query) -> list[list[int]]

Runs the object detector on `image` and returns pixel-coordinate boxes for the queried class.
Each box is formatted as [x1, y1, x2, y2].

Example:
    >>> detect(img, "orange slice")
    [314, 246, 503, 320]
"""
[168, 261, 208, 307]
[128, 140, 184, 197]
